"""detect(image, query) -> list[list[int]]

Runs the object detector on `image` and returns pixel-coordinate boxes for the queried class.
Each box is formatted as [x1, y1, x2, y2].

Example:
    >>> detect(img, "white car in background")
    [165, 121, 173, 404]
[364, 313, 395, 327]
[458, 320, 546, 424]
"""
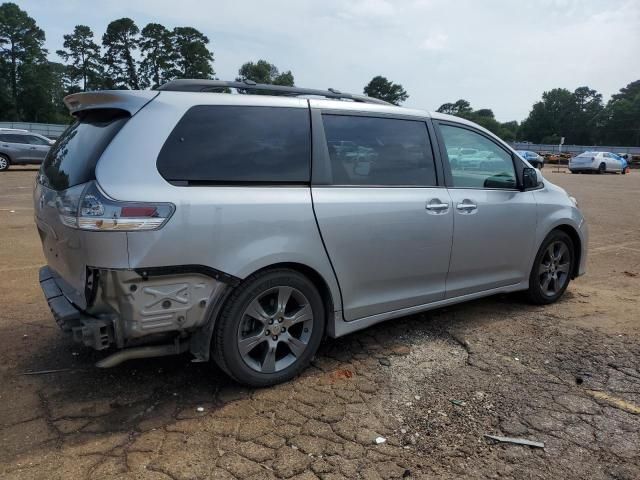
[569, 151, 626, 174]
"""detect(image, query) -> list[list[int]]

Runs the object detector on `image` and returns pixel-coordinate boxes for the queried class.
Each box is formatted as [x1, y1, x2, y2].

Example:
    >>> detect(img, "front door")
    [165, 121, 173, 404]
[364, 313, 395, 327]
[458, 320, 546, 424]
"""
[312, 112, 453, 321]
[435, 122, 537, 298]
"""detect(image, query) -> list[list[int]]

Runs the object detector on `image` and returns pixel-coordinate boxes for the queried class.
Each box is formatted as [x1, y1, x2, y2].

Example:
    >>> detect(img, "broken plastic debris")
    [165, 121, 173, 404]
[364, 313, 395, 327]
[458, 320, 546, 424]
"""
[196, 406, 204, 412]
[414, 395, 421, 400]
[484, 434, 544, 448]
[375, 436, 386, 444]
[450, 399, 466, 406]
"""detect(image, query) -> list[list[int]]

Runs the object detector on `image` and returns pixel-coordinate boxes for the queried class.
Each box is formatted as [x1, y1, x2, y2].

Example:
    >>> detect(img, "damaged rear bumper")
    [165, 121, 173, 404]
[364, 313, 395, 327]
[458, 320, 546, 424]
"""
[40, 266, 114, 350]
[39, 265, 236, 365]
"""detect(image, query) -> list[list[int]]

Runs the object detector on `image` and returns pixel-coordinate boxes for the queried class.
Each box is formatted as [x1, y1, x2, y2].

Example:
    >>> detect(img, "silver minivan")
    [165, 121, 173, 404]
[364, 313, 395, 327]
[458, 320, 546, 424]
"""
[35, 80, 588, 386]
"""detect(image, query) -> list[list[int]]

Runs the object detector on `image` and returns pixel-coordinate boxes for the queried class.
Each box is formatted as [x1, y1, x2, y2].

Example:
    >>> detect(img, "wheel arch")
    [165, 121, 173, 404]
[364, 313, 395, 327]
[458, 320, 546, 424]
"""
[190, 261, 338, 362]
[549, 224, 582, 279]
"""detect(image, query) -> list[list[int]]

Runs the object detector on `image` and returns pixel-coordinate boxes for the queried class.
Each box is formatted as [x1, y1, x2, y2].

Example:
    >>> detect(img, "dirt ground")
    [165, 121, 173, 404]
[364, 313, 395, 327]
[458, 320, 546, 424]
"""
[0, 167, 639, 480]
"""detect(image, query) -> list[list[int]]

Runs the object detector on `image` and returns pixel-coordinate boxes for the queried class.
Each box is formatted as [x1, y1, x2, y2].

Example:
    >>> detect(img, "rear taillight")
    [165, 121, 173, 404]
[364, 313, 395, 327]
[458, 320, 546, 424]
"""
[57, 181, 174, 231]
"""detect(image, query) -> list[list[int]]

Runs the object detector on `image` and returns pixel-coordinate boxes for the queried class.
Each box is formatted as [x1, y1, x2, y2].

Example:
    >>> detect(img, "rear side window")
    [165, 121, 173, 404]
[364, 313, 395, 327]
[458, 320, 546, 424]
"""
[39, 109, 129, 191]
[157, 106, 311, 184]
[322, 115, 437, 186]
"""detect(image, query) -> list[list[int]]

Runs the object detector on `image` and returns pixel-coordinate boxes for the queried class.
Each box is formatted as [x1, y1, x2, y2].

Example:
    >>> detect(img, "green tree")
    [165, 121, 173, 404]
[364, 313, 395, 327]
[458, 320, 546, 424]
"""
[236, 59, 294, 86]
[18, 61, 68, 122]
[57, 25, 103, 91]
[602, 80, 640, 146]
[0, 2, 46, 119]
[139, 23, 177, 89]
[436, 99, 473, 116]
[364, 75, 408, 105]
[172, 27, 213, 79]
[572, 86, 604, 144]
[102, 18, 140, 89]
[519, 86, 606, 144]
[519, 88, 575, 143]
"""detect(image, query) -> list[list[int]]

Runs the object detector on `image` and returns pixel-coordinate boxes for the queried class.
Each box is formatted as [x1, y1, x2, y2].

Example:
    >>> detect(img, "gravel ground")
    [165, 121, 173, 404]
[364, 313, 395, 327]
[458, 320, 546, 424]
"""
[0, 167, 639, 480]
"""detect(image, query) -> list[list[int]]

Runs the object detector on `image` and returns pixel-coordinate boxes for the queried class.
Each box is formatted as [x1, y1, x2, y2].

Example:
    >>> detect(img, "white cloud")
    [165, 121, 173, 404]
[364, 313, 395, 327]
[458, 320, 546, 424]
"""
[420, 33, 447, 51]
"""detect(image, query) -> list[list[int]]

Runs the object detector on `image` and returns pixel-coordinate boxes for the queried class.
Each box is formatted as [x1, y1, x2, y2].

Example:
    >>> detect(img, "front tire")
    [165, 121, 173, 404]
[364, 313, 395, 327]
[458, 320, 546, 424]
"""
[0, 155, 10, 171]
[212, 269, 325, 387]
[598, 162, 606, 174]
[526, 230, 575, 305]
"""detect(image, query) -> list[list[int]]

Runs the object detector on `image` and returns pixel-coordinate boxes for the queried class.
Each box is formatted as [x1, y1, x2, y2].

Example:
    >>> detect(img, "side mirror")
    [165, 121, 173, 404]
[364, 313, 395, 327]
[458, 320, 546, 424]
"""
[522, 167, 538, 190]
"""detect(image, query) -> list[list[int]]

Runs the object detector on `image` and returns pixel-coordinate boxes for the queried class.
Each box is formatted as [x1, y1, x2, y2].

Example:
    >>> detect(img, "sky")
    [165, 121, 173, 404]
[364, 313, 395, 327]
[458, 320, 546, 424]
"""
[14, 0, 640, 122]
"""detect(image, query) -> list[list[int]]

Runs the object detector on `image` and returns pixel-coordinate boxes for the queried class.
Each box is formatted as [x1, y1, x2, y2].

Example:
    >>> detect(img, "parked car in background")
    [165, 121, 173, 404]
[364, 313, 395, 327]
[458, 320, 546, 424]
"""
[35, 80, 588, 387]
[0, 128, 54, 171]
[516, 150, 544, 168]
[569, 151, 626, 174]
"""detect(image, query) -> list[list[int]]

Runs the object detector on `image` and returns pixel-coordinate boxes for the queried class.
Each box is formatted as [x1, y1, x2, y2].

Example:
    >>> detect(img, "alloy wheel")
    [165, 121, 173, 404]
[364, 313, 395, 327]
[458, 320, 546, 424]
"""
[0, 157, 8, 170]
[237, 286, 314, 373]
[538, 241, 571, 297]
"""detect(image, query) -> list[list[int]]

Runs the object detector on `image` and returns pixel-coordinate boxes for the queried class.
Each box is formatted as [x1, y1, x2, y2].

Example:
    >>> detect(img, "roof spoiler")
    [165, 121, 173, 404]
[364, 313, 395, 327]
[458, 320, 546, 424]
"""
[63, 90, 160, 116]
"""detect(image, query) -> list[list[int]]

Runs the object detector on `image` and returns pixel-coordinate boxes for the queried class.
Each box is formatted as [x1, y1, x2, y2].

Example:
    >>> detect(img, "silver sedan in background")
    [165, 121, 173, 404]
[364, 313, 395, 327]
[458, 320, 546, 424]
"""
[569, 151, 626, 174]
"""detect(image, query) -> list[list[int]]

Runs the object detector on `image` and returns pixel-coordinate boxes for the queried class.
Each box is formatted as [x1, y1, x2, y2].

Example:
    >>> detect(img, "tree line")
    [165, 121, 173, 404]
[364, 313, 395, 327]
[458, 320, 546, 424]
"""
[1, 2, 638, 146]
[436, 80, 640, 146]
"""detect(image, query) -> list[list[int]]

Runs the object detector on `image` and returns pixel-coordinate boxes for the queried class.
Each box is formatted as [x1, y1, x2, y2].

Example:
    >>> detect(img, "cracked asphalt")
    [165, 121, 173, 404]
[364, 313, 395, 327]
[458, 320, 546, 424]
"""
[1, 167, 639, 480]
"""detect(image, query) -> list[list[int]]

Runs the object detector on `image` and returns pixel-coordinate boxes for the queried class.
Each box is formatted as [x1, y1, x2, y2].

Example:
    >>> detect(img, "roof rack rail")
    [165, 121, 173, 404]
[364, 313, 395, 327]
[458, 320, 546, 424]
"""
[157, 79, 391, 105]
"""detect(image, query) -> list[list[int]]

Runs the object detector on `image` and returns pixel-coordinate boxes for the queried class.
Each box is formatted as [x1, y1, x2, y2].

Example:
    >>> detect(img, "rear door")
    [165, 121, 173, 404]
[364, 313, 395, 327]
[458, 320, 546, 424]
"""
[24, 134, 51, 163]
[434, 121, 537, 298]
[311, 109, 453, 321]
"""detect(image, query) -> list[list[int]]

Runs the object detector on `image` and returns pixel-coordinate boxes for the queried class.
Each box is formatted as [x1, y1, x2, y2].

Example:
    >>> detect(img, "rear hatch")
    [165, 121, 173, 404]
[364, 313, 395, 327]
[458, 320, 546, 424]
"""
[34, 91, 158, 309]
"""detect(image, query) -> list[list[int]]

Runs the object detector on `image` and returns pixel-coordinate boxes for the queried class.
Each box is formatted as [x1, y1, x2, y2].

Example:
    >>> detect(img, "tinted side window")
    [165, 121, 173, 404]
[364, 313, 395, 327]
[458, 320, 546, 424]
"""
[439, 124, 516, 189]
[157, 106, 310, 184]
[2, 134, 27, 144]
[322, 115, 436, 186]
[26, 135, 50, 145]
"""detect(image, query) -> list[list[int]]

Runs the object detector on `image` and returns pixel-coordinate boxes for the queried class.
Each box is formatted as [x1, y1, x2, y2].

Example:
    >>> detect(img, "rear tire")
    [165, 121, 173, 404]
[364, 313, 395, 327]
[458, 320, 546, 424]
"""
[622, 167, 627, 175]
[0, 155, 9, 171]
[212, 269, 325, 387]
[526, 230, 575, 305]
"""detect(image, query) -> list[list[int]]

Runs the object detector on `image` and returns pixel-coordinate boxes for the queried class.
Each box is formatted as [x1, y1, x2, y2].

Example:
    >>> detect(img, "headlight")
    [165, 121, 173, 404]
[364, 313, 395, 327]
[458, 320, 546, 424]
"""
[569, 196, 578, 207]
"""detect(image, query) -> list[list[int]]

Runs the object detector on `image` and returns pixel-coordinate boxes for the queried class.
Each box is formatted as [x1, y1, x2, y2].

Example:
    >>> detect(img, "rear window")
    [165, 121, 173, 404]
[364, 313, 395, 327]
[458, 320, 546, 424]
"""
[157, 105, 310, 184]
[39, 109, 129, 191]
[576, 152, 595, 158]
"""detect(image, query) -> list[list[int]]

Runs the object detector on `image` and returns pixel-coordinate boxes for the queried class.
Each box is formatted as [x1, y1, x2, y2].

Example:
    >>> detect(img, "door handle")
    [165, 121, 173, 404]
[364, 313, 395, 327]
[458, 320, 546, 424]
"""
[425, 200, 449, 212]
[456, 201, 478, 212]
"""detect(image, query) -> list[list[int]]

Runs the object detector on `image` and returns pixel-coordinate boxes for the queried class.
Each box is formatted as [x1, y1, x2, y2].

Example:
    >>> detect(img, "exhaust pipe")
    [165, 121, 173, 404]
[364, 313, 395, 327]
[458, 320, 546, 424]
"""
[95, 340, 189, 368]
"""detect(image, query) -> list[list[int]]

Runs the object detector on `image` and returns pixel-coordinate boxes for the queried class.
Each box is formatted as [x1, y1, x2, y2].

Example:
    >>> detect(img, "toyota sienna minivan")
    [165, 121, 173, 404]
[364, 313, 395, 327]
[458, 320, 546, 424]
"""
[35, 80, 588, 386]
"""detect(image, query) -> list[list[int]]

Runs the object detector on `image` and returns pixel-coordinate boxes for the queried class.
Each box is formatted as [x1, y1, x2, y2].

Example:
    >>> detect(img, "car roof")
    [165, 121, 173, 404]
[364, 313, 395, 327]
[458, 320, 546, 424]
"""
[0, 128, 29, 133]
